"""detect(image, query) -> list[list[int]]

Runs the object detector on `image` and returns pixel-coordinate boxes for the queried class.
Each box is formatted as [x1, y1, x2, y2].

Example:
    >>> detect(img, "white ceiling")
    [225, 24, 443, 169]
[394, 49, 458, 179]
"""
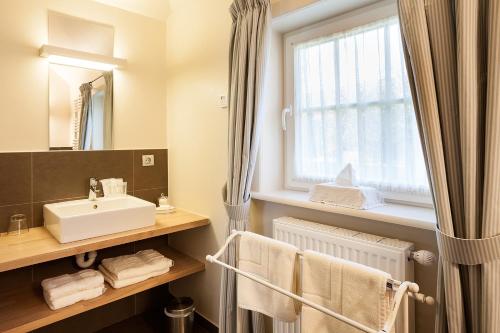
[272, 0, 384, 32]
[89, 0, 384, 26]
[91, 0, 170, 21]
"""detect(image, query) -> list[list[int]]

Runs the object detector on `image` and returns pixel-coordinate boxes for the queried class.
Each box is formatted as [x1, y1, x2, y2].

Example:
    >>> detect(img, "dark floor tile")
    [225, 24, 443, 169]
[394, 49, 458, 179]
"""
[194, 312, 218, 333]
[134, 150, 168, 191]
[0, 152, 31, 206]
[97, 310, 210, 333]
[98, 310, 164, 333]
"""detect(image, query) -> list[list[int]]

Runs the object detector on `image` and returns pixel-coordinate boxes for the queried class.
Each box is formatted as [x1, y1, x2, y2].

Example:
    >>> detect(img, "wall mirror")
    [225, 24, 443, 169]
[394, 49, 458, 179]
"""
[49, 64, 113, 150]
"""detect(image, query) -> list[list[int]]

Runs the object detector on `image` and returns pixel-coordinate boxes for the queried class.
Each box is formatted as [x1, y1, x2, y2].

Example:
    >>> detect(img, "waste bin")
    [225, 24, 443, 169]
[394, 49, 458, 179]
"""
[164, 297, 195, 333]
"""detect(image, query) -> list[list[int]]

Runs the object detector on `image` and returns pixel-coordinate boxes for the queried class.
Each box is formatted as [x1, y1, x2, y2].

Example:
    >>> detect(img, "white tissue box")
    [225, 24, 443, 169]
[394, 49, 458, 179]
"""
[309, 183, 384, 210]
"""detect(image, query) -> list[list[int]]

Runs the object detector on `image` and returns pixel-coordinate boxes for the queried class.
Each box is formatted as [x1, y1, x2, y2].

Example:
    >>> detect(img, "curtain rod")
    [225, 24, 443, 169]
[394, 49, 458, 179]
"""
[88, 74, 104, 84]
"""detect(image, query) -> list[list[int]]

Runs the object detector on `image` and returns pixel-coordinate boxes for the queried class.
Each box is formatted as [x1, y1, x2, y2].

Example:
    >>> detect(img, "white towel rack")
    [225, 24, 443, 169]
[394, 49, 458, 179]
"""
[206, 230, 435, 333]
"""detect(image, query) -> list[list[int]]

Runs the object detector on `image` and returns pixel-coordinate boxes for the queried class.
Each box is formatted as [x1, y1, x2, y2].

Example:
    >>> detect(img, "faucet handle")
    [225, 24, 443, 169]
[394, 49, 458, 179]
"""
[90, 177, 99, 187]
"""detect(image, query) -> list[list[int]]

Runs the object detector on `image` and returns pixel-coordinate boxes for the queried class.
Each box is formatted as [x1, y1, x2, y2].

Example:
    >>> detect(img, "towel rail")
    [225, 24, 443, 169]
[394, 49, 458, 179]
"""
[206, 230, 434, 333]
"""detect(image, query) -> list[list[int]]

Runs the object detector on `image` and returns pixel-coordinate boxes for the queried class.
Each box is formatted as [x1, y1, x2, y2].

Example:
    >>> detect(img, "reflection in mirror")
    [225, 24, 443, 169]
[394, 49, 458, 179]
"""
[49, 64, 113, 150]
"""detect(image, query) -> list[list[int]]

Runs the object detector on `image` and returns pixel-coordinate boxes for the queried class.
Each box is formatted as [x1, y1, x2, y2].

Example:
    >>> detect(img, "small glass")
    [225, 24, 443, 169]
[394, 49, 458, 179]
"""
[7, 214, 29, 236]
[119, 182, 128, 196]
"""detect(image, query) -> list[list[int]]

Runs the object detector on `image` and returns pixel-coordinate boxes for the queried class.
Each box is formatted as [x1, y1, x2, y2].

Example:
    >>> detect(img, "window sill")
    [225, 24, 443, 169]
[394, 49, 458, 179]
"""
[251, 190, 436, 231]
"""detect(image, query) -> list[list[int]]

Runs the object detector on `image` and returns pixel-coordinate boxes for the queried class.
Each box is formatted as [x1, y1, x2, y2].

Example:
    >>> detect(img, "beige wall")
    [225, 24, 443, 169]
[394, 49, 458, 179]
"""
[0, 0, 438, 330]
[0, 0, 167, 151]
[271, 0, 320, 16]
[48, 69, 72, 147]
[166, 2, 288, 323]
[48, 10, 115, 57]
[166, 1, 438, 332]
[166, 0, 233, 325]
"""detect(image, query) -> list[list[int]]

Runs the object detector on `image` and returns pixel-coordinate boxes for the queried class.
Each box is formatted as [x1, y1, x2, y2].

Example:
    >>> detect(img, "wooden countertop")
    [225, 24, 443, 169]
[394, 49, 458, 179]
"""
[0, 209, 209, 273]
[0, 247, 205, 333]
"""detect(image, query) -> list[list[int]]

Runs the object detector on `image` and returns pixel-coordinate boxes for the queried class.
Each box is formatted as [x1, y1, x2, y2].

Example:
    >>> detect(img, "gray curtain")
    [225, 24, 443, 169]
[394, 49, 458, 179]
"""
[397, 0, 500, 332]
[78, 83, 93, 150]
[219, 0, 271, 332]
[103, 71, 113, 150]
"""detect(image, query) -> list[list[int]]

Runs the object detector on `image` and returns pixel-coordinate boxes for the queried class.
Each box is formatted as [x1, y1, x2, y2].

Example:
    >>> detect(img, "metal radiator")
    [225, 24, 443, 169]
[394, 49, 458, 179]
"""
[272, 216, 415, 333]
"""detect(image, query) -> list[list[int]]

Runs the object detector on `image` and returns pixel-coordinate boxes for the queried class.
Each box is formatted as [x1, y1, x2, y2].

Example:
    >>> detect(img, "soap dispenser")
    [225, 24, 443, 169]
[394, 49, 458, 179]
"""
[156, 193, 175, 214]
[158, 193, 169, 207]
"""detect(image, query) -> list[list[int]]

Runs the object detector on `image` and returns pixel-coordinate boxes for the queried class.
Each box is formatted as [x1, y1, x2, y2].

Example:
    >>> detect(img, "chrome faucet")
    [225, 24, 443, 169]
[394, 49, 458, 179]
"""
[89, 178, 100, 201]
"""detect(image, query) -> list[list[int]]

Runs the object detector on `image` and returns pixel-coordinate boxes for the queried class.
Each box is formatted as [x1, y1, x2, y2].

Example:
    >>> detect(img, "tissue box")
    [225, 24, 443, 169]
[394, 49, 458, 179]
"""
[309, 183, 384, 210]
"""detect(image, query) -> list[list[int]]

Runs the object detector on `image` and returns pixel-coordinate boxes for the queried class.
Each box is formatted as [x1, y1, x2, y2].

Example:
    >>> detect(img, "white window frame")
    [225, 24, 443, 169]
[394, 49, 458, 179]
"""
[283, 2, 432, 207]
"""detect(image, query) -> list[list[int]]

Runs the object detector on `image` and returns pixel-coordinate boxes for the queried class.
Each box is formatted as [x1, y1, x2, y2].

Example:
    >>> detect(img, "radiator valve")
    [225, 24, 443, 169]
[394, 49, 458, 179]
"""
[410, 250, 436, 266]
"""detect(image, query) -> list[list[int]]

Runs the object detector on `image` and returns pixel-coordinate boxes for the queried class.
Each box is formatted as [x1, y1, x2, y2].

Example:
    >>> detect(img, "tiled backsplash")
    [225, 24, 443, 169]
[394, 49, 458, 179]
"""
[0, 149, 169, 332]
[0, 149, 168, 232]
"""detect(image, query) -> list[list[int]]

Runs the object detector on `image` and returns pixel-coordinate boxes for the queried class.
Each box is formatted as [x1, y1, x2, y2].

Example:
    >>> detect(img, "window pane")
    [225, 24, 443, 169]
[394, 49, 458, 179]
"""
[293, 17, 429, 195]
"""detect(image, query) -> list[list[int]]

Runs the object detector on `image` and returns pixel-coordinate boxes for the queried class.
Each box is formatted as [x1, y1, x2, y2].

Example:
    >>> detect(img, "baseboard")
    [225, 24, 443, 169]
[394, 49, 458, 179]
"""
[195, 312, 218, 333]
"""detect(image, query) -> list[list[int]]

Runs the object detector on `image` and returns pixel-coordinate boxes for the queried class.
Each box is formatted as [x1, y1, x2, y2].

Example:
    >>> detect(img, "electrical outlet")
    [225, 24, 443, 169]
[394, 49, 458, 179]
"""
[142, 155, 155, 167]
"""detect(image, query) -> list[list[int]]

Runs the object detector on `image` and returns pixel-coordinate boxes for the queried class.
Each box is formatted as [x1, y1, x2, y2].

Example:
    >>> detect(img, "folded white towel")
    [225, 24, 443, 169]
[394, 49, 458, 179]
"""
[301, 250, 392, 333]
[101, 249, 173, 280]
[44, 285, 106, 310]
[237, 231, 299, 323]
[99, 264, 170, 288]
[41, 269, 104, 300]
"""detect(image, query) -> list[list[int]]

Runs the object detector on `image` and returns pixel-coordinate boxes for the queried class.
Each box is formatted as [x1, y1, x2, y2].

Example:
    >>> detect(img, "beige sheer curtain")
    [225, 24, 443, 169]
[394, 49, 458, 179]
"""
[78, 83, 92, 150]
[219, 0, 271, 333]
[398, 0, 500, 332]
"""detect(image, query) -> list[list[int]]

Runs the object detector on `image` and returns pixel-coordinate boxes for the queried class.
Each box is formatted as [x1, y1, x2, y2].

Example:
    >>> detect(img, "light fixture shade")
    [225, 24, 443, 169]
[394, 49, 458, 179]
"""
[39, 44, 126, 70]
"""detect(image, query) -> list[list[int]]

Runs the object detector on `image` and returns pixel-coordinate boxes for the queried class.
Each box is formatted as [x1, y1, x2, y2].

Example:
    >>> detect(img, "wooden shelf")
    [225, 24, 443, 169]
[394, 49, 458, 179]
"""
[0, 209, 209, 273]
[0, 247, 204, 333]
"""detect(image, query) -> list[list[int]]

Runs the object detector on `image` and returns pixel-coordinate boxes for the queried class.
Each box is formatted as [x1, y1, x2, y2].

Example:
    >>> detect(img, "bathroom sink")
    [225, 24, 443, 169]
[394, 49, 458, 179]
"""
[44, 196, 156, 243]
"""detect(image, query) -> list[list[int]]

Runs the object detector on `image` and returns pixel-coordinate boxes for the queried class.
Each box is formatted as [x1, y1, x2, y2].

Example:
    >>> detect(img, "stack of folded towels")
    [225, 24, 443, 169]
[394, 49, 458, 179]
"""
[41, 269, 105, 310]
[99, 249, 173, 288]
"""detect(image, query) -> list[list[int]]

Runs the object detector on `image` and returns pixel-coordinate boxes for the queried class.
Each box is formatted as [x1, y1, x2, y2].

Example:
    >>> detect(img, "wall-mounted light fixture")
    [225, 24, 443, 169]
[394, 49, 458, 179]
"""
[39, 44, 126, 71]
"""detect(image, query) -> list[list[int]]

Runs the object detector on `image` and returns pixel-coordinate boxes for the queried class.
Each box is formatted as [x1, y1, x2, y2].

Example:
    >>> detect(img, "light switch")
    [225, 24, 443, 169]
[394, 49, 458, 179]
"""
[142, 155, 155, 167]
[217, 95, 228, 109]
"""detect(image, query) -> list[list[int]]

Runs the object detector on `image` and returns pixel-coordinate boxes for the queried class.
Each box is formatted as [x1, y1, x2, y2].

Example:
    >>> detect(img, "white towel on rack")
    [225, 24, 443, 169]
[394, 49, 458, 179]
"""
[41, 269, 104, 300]
[237, 231, 299, 323]
[301, 250, 392, 333]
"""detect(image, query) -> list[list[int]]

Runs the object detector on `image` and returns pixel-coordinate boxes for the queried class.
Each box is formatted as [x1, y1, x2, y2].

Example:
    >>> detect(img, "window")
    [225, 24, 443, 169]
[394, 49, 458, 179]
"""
[284, 15, 430, 203]
[83, 90, 105, 150]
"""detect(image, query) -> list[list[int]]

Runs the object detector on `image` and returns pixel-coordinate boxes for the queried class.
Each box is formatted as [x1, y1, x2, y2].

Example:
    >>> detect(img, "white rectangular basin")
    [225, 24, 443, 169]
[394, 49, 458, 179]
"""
[44, 196, 156, 243]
